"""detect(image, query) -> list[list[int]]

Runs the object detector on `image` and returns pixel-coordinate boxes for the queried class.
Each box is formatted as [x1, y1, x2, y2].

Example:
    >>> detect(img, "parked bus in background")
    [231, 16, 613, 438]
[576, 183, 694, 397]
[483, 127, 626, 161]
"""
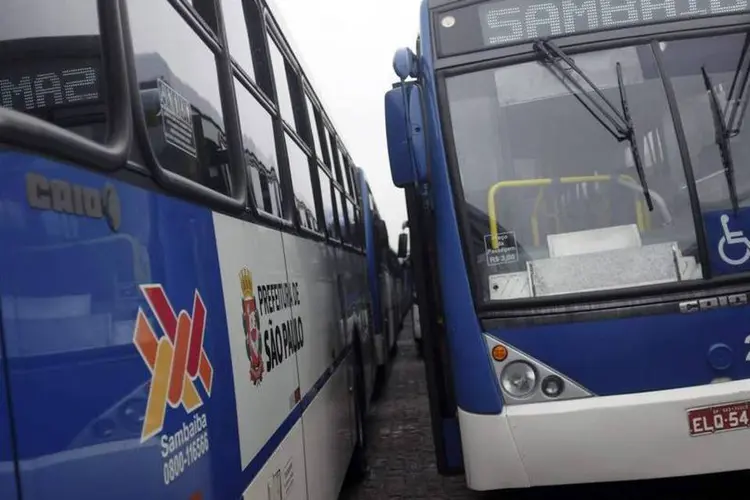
[386, 0, 750, 492]
[358, 168, 408, 389]
[397, 226, 421, 356]
[0, 0, 381, 498]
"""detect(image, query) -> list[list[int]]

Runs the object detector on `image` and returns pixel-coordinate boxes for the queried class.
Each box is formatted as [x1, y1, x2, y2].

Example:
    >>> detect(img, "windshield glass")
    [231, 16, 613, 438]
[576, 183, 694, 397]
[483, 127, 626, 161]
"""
[661, 34, 750, 211]
[446, 43, 703, 301]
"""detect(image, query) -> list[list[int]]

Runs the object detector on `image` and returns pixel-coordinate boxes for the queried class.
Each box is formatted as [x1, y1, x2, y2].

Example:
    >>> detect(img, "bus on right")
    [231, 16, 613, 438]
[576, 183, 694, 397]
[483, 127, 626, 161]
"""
[386, 0, 750, 492]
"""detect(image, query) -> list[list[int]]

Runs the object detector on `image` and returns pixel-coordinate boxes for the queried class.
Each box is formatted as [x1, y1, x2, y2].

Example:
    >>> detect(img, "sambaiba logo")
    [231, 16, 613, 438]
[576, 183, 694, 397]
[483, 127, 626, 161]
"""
[133, 284, 214, 442]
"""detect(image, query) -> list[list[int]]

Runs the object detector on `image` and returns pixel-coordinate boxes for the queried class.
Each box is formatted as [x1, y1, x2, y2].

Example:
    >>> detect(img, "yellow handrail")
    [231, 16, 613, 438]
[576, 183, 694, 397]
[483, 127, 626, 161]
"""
[488, 174, 650, 250]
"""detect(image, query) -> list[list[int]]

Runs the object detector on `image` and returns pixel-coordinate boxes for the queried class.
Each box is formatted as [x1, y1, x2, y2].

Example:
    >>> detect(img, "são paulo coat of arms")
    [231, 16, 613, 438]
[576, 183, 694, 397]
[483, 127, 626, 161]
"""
[240, 268, 264, 385]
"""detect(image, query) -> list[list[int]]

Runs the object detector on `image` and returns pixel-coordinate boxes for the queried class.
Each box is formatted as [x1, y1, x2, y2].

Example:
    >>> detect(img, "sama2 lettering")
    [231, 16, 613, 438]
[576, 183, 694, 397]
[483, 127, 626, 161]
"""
[132, 284, 213, 486]
[238, 267, 305, 384]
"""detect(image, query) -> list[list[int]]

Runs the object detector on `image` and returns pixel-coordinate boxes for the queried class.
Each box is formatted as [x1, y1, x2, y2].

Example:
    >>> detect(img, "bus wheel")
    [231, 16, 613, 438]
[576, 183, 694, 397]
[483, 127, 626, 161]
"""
[345, 338, 368, 484]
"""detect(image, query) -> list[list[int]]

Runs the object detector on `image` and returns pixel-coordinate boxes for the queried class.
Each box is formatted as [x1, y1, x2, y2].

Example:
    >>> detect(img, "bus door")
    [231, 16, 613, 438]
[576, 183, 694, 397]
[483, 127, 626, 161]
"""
[401, 186, 462, 474]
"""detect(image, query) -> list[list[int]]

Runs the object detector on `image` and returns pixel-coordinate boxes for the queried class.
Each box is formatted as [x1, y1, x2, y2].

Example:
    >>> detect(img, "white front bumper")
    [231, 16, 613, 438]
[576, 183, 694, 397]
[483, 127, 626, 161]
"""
[458, 379, 750, 491]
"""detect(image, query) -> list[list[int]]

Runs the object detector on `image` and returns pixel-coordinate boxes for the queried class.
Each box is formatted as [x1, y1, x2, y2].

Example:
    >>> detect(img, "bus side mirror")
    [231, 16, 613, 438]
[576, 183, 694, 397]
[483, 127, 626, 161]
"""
[397, 232, 409, 259]
[385, 82, 427, 187]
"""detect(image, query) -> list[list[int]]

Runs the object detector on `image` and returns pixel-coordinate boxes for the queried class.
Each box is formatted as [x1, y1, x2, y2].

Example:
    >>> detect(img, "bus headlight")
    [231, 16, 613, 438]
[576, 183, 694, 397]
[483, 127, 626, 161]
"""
[541, 375, 565, 398]
[500, 361, 537, 398]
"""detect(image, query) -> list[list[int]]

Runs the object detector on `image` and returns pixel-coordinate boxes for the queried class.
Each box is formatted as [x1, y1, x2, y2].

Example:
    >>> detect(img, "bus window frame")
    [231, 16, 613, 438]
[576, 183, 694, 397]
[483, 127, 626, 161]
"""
[300, 85, 329, 236]
[283, 123, 325, 236]
[319, 163, 342, 243]
[432, 21, 750, 316]
[265, 18, 331, 233]
[178, 0, 220, 38]
[122, 0, 248, 213]
[0, 0, 132, 172]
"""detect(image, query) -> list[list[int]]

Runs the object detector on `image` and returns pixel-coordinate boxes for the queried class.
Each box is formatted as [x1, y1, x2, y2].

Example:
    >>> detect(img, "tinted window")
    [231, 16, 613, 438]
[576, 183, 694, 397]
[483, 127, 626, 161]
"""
[322, 126, 334, 167]
[267, 37, 295, 126]
[305, 95, 322, 159]
[342, 154, 354, 196]
[334, 188, 347, 242]
[286, 133, 318, 231]
[353, 207, 363, 248]
[234, 78, 283, 217]
[130, 0, 231, 195]
[342, 158, 352, 194]
[0, 0, 107, 143]
[320, 168, 337, 238]
[337, 149, 349, 193]
[346, 200, 357, 245]
[221, 0, 255, 78]
[662, 35, 750, 211]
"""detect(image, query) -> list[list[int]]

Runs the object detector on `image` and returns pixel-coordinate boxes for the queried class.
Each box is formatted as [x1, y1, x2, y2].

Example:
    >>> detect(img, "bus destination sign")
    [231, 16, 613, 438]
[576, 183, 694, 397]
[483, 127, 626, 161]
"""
[436, 0, 749, 55]
[0, 58, 101, 115]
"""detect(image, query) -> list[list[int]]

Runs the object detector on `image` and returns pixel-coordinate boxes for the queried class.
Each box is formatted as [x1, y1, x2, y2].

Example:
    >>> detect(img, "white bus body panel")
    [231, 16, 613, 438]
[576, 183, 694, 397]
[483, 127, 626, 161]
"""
[213, 214, 304, 471]
[241, 421, 307, 500]
[459, 379, 750, 490]
[302, 357, 356, 500]
[282, 236, 344, 398]
[214, 213, 360, 499]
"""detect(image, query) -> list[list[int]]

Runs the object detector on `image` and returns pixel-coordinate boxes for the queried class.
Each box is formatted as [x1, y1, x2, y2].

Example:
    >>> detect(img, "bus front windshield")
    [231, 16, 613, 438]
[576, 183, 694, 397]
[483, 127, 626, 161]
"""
[445, 35, 750, 303]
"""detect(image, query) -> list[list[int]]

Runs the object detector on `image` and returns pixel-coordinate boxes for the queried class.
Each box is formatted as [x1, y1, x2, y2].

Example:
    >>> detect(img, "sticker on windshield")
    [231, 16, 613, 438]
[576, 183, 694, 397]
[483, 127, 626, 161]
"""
[484, 232, 518, 266]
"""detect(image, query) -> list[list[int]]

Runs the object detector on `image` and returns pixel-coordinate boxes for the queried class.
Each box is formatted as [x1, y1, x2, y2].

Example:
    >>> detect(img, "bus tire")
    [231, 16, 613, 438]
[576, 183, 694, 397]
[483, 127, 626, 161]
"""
[345, 336, 368, 484]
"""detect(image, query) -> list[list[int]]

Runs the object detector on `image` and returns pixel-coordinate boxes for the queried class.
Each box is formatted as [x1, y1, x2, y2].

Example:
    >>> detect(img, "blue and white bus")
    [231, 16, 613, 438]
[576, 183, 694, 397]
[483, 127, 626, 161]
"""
[0, 0, 383, 498]
[358, 168, 409, 389]
[387, 0, 750, 492]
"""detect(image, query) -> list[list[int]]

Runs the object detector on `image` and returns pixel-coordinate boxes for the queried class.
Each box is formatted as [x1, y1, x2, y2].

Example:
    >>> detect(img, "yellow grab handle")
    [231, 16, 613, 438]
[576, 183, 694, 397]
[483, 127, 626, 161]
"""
[487, 174, 648, 250]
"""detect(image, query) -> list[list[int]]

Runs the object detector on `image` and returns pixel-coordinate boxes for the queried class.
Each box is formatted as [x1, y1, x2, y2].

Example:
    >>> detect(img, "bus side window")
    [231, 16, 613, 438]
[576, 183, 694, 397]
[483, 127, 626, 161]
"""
[346, 200, 358, 247]
[334, 187, 348, 243]
[234, 78, 284, 218]
[0, 0, 107, 143]
[267, 36, 295, 129]
[319, 168, 338, 239]
[285, 133, 318, 232]
[305, 94, 323, 160]
[220, 0, 256, 81]
[128, 0, 231, 196]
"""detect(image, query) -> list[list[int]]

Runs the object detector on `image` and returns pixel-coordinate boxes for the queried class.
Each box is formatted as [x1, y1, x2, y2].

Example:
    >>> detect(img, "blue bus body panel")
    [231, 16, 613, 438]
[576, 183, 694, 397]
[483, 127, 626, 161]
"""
[358, 168, 383, 335]
[490, 303, 750, 396]
[0, 325, 19, 499]
[490, 205, 750, 396]
[0, 150, 242, 499]
[418, 0, 503, 415]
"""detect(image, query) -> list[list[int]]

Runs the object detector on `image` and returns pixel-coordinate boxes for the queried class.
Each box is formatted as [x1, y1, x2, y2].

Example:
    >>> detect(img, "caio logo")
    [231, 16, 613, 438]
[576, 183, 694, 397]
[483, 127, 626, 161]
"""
[133, 285, 213, 442]
[25, 172, 122, 231]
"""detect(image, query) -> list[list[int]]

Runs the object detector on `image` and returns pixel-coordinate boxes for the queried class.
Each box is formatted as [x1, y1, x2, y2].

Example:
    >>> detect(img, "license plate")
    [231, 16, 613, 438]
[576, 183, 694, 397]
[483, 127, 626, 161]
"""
[687, 400, 750, 436]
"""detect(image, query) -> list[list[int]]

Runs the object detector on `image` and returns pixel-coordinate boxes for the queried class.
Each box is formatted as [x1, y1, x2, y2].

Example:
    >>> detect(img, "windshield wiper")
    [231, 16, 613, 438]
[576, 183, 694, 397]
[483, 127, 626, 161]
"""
[697, 34, 750, 215]
[725, 34, 750, 137]
[533, 39, 654, 211]
[702, 66, 740, 213]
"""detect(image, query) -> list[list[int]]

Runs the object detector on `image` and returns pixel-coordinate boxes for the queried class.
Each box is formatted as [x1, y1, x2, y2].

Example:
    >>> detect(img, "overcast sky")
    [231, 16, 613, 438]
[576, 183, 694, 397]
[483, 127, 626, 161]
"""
[269, 0, 422, 250]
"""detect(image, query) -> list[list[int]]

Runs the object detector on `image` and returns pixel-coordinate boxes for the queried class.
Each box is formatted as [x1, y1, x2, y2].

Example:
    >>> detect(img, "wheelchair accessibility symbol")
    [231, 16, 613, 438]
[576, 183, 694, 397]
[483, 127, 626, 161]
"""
[719, 214, 750, 266]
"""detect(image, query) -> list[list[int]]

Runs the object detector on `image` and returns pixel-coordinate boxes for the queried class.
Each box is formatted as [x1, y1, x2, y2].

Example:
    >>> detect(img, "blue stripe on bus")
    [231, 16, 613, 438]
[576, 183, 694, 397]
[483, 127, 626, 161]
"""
[239, 343, 354, 489]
